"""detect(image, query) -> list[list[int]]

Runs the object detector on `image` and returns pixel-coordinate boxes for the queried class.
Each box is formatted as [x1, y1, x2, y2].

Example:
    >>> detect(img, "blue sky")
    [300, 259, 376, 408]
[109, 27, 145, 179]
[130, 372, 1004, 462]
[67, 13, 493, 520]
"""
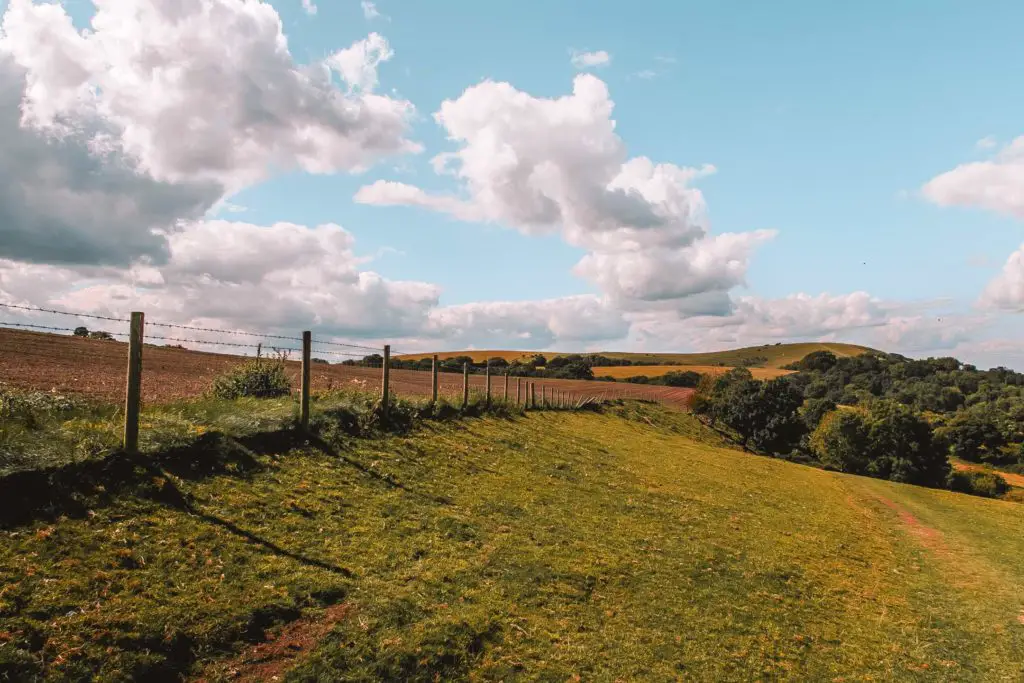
[239, 0, 1024, 305]
[1, 0, 1023, 367]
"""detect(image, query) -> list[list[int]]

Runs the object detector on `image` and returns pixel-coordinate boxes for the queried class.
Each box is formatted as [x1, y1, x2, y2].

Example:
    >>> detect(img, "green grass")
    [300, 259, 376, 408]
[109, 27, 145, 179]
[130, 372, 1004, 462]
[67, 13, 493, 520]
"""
[2, 400, 1023, 680]
[398, 342, 874, 369]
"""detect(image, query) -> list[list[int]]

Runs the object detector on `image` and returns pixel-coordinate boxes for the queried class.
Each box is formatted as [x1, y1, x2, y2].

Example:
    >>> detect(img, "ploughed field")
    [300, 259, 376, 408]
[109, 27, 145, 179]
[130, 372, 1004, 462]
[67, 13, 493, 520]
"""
[0, 328, 694, 409]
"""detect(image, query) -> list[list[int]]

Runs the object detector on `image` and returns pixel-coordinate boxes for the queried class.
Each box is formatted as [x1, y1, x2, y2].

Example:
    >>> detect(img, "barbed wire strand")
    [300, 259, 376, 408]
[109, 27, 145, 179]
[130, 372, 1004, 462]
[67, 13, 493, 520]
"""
[0, 302, 131, 323]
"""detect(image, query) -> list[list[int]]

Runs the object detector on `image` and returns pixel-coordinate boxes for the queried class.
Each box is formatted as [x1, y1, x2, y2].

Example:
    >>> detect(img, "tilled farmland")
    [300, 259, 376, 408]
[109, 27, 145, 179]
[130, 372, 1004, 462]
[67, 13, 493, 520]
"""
[0, 328, 694, 409]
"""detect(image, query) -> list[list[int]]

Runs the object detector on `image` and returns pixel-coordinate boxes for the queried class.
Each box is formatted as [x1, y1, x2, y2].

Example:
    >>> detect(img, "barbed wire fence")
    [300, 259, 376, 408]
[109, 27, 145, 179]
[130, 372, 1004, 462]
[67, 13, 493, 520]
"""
[0, 303, 596, 452]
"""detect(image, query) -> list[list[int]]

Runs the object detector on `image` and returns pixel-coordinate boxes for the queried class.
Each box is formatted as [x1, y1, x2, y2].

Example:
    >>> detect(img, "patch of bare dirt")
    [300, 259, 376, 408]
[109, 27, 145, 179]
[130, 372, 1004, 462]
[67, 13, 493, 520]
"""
[874, 495, 949, 554]
[195, 603, 352, 682]
[951, 460, 1024, 489]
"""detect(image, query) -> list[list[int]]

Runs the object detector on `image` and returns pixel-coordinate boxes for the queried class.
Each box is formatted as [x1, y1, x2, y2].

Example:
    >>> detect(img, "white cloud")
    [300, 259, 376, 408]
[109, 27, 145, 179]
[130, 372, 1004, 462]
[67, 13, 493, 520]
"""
[0, 220, 442, 342]
[570, 50, 611, 69]
[979, 243, 1024, 312]
[361, 1, 381, 20]
[356, 74, 772, 311]
[325, 32, 393, 93]
[922, 136, 1024, 218]
[301, 0, 317, 15]
[0, 0, 418, 191]
[634, 70, 657, 80]
[976, 135, 997, 150]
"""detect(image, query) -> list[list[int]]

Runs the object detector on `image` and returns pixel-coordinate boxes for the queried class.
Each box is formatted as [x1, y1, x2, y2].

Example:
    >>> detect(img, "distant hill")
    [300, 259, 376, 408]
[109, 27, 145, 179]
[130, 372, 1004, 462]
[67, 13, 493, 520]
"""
[397, 342, 875, 369]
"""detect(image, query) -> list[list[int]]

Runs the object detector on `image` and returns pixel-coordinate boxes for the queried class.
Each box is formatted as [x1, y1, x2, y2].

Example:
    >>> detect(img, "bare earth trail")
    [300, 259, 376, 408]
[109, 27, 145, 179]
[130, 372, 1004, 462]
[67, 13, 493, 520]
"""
[0, 328, 694, 409]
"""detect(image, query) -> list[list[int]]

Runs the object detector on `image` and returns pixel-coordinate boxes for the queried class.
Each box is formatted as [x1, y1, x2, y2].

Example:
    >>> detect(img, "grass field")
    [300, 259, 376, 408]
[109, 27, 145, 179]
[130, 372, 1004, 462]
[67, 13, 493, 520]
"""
[1, 399, 1022, 680]
[398, 342, 873, 369]
[593, 364, 795, 380]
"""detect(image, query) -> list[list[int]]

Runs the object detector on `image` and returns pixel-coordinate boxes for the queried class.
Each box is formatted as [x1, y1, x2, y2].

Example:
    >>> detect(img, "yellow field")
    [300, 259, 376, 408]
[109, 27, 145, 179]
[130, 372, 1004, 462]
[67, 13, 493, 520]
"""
[594, 364, 795, 380]
[396, 350, 538, 363]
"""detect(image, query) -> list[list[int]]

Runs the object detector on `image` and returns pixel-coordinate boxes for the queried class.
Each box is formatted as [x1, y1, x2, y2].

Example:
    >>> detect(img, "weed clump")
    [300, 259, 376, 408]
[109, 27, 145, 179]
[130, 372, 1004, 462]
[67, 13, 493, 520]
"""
[211, 358, 291, 400]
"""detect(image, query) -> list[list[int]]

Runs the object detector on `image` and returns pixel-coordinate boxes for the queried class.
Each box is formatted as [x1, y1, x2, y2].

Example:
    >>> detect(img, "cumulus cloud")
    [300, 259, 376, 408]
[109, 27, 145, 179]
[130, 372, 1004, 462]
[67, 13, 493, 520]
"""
[301, 0, 317, 15]
[570, 50, 611, 69]
[0, 0, 418, 190]
[356, 74, 772, 311]
[0, 55, 220, 267]
[922, 137, 1024, 218]
[979, 244, 1024, 312]
[0, 221, 442, 342]
[424, 296, 629, 349]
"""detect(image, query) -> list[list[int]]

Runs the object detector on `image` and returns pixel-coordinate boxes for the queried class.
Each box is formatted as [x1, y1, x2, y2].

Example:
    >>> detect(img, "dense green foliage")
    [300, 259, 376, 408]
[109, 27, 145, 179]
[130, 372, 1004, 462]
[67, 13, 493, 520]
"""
[693, 350, 1022, 493]
[947, 470, 1011, 498]
[786, 351, 1023, 466]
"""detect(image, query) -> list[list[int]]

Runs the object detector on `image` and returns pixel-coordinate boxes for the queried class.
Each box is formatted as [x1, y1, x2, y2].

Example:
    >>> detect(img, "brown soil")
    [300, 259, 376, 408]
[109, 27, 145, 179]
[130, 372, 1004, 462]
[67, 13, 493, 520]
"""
[195, 603, 352, 682]
[874, 495, 948, 553]
[0, 328, 694, 409]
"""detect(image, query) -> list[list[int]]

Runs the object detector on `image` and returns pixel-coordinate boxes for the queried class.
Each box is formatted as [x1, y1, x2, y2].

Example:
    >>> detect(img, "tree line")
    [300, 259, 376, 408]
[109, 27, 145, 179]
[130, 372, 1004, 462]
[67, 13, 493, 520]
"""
[691, 351, 1023, 498]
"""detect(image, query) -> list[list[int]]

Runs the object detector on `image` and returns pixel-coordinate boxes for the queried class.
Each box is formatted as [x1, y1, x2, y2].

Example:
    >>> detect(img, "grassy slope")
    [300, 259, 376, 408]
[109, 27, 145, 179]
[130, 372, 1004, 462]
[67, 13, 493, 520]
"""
[593, 364, 794, 380]
[2, 405, 1022, 680]
[398, 342, 873, 369]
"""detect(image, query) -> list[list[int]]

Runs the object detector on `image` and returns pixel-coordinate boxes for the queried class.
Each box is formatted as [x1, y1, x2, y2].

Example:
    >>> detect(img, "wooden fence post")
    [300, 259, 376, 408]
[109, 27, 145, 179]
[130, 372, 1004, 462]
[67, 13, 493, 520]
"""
[485, 362, 491, 406]
[462, 362, 469, 409]
[516, 377, 522, 405]
[381, 344, 391, 422]
[431, 354, 438, 404]
[300, 331, 311, 430]
[531, 382, 536, 409]
[542, 385, 547, 407]
[503, 371, 509, 401]
[123, 311, 144, 453]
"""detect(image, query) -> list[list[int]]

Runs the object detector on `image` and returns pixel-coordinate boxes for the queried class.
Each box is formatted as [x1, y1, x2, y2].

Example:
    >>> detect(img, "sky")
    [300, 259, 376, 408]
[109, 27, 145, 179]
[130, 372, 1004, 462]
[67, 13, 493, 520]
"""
[1, 0, 1023, 369]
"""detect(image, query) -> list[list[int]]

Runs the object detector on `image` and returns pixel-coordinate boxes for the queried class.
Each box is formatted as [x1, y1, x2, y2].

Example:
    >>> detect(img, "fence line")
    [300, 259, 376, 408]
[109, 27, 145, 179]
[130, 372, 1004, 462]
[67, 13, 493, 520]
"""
[1, 303, 635, 453]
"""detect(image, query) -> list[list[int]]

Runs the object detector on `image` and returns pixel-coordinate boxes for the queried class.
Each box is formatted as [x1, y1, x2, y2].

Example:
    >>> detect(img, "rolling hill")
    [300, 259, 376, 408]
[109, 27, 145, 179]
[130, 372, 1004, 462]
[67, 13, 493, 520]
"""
[1, 400, 1021, 680]
[397, 342, 875, 369]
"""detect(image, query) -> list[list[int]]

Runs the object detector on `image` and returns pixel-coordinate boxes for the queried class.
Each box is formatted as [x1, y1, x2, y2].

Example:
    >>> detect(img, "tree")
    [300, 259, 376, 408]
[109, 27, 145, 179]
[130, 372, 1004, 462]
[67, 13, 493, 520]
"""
[864, 401, 948, 487]
[938, 411, 1006, 463]
[811, 409, 870, 474]
[73, 326, 89, 337]
[660, 371, 701, 388]
[801, 397, 836, 430]
[487, 357, 509, 369]
[748, 378, 806, 454]
[549, 360, 593, 380]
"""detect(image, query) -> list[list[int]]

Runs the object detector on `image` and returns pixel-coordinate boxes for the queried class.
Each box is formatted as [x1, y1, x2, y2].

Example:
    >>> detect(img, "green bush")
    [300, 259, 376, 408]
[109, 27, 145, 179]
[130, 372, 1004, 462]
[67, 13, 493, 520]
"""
[211, 360, 292, 399]
[947, 470, 1010, 498]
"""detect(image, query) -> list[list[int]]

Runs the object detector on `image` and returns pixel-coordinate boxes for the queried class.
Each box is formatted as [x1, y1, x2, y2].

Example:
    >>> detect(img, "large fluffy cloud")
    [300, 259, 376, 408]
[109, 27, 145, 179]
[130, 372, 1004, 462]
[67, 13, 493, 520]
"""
[0, 220, 441, 343]
[1, 0, 418, 188]
[979, 244, 1024, 312]
[356, 75, 773, 310]
[0, 0, 418, 269]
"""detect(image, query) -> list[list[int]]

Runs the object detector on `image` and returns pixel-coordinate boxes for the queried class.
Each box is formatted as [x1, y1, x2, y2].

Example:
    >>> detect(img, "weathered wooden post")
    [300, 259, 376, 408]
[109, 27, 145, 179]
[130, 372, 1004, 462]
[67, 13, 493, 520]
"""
[431, 354, 439, 404]
[123, 311, 144, 453]
[516, 377, 522, 405]
[531, 382, 536, 409]
[542, 385, 547, 407]
[300, 330, 311, 430]
[485, 362, 491, 406]
[381, 344, 391, 422]
[503, 371, 509, 401]
[462, 362, 470, 409]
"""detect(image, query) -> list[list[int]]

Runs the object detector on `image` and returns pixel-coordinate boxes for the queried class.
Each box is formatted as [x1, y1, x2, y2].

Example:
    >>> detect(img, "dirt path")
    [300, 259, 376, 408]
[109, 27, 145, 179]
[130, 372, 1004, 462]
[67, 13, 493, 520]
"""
[195, 603, 351, 682]
[873, 495, 949, 555]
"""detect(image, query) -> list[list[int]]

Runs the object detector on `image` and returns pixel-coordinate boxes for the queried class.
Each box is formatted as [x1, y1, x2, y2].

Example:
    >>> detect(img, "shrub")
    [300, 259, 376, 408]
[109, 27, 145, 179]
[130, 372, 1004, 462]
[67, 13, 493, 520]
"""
[211, 359, 292, 399]
[801, 397, 836, 430]
[73, 326, 89, 337]
[88, 331, 115, 341]
[947, 470, 1009, 498]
